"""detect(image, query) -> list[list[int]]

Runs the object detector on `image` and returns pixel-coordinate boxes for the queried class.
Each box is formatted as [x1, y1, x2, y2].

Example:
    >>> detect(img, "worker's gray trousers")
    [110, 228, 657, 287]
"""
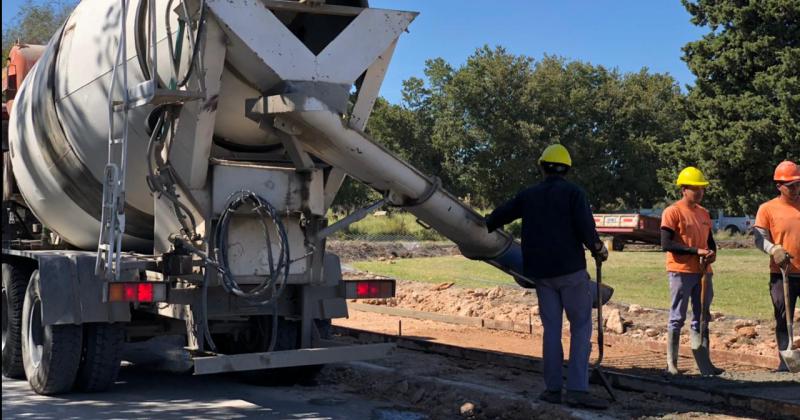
[667, 272, 714, 333]
[535, 269, 592, 392]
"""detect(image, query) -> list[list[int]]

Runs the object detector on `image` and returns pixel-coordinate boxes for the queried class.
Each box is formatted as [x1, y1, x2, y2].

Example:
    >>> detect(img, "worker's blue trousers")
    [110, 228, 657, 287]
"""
[535, 270, 593, 392]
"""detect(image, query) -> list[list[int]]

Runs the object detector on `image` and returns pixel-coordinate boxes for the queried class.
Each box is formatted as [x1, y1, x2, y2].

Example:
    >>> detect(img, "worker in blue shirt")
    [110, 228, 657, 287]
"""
[486, 144, 609, 409]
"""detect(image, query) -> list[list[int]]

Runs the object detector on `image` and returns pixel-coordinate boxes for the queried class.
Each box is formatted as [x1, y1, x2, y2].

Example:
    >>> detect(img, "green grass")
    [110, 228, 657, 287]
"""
[329, 211, 446, 241]
[351, 248, 776, 320]
[328, 209, 524, 240]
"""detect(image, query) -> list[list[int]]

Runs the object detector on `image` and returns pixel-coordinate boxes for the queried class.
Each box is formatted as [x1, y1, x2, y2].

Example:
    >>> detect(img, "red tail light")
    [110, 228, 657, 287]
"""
[137, 283, 154, 302]
[108, 282, 166, 303]
[346, 279, 395, 299]
[123, 284, 137, 301]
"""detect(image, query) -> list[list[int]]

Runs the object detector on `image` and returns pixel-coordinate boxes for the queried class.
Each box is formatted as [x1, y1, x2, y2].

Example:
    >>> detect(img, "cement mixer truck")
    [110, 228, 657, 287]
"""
[1, 0, 612, 395]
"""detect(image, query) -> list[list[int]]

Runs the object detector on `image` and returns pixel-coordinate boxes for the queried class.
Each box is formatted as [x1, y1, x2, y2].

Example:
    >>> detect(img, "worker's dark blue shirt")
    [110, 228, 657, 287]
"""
[486, 176, 600, 280]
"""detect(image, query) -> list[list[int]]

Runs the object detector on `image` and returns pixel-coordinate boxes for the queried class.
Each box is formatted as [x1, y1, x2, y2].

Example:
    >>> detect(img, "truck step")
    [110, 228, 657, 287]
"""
[192, 343, 395, 375]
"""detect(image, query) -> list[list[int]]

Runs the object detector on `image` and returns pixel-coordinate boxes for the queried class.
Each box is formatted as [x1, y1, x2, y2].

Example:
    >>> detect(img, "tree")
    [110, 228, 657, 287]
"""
[368, 46, 685, 211]
[677, 0, 800, 213]
[2, 1, 75, 60]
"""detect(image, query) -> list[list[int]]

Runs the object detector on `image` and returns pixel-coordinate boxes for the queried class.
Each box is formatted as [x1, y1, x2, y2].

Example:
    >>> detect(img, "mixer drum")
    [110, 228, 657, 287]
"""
[7, 0, 272, 250]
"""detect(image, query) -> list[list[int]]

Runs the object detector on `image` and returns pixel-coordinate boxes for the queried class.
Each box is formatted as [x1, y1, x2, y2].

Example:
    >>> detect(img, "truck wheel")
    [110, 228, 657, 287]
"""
[241, 317, 331, 385]
[2, 262, 33, 379]
[74, 323, 125, 392]
[284, 318, 332, 384]
[21, 270, 83, 395]
[724, 225, 740, 235]
[612, 238, 625, 252]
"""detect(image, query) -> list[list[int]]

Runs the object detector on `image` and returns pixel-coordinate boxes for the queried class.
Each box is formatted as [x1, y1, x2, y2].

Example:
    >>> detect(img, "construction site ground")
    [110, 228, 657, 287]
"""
[4, 240, 797, 420]
[5, 344, 779, 420]
[331, 240, 799, 418]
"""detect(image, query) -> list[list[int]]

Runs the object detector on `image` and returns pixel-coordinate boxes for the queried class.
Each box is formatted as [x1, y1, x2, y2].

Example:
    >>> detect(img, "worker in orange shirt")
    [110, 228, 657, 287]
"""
[754, 160, 800, 372]
[660, 167, 722, 375]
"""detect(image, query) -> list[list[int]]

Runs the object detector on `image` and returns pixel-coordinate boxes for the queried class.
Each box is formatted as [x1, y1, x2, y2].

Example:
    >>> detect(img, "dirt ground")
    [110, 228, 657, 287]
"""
[328, 238, 754, 264]
[333, 240, 797, 363]
[328, 240, 460, 262]
[347, 277, 800, 364]
[323, 335, 775, 420]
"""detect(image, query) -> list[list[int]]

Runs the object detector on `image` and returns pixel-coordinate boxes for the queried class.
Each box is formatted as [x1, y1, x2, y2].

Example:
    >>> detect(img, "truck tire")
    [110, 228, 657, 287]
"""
[21, 270, 83, 395]
[240, 317, 331, 385]
[74, 323, 125, 392]
[2, 262, 33, 379]
[724, 225, 740, 235]
[283, 318, 331, 384]
[612, 237, 625, 252]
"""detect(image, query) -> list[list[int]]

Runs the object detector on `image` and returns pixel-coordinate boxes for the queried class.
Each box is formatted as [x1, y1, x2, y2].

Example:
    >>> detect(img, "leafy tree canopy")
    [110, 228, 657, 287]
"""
[676, 0, 800, 213]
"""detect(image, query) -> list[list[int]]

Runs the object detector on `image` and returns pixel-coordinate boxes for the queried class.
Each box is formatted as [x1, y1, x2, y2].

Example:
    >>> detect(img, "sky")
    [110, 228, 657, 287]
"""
[3, 0, 707, 103]
[370, 0, 707, 103]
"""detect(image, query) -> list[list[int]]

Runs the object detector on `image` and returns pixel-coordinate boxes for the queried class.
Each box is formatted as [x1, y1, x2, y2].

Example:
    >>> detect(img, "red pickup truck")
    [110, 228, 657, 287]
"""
[593, 213, 661, 251]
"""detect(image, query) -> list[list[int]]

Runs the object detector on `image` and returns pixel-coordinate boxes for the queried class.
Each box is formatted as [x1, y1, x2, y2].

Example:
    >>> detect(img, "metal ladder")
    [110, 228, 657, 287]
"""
[96, 0, 206, 279]
[96, 0, 135, 280]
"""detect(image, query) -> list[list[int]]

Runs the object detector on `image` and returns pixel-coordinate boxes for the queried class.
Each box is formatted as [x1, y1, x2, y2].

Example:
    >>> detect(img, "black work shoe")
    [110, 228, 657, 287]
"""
[538, 389, 562, 404]
[564, 390, 610, 410]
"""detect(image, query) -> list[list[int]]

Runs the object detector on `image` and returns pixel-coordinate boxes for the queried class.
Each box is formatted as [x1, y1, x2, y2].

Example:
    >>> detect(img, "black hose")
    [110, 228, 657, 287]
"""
[177, 0, 205, 87]
[213, 191, 290, 305]
[134, 0, 152, 82]
[135, 0, 205, 87]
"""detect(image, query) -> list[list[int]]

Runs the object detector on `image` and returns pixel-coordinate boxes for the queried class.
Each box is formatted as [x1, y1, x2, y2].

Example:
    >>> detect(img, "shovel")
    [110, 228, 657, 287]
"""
[590, 258, 616, 401]
[778, 263, 800, 373]
[691, 258, 721, 376]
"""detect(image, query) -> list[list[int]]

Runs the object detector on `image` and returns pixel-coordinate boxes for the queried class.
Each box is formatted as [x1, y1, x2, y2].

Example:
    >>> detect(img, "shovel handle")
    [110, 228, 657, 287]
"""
[780, 264, 794, 352]
[698, 258, 709, 337]
[595, 257, 604, 365]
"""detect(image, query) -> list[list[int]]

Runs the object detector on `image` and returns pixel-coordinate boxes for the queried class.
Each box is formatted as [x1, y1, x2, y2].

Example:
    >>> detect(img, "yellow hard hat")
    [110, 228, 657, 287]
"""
[538, 144, 572, 167]
[675, 166, 709, 186]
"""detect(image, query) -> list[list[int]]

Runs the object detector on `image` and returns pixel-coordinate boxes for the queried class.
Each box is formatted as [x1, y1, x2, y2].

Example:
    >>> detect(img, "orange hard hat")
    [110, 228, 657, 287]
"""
[774, 160, 800, 183]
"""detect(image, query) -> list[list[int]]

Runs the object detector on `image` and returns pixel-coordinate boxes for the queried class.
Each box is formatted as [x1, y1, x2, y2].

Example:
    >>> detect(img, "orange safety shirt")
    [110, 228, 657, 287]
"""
[755, 197, 800, 274]
[660, 201, 713, 274]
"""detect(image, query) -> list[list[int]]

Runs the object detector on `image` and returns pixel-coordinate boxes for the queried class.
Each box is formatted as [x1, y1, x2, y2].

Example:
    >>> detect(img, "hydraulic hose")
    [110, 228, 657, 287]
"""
[213, 191, 290, 304]
[213, 191, 290, 352]
[135, 0, 205, 87]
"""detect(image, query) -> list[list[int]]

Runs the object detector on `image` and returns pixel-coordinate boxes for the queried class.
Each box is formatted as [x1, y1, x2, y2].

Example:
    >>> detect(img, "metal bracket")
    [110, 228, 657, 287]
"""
[273, 117, 315, 171]
[254, 93, 330, 115]
[349, 39, 398, 131]
[400, 176, 441, 208]
[323, 167, 347, 209]
[315, 197, 387, 240]
[113, 80, 204, 111]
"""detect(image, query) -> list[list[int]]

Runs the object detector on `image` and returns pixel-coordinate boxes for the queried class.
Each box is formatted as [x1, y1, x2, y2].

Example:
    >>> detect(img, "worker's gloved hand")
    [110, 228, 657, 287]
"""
[771, 245, 791, 266]
[698, 249, 716, 265]
[592, 241, 608, 262]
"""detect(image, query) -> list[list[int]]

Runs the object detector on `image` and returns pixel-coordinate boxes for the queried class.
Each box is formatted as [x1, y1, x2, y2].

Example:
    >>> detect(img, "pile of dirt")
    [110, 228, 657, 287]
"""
[328, 238, 753, 263]
[328, 240, 459, 262]
[357, 279, 800, 360]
